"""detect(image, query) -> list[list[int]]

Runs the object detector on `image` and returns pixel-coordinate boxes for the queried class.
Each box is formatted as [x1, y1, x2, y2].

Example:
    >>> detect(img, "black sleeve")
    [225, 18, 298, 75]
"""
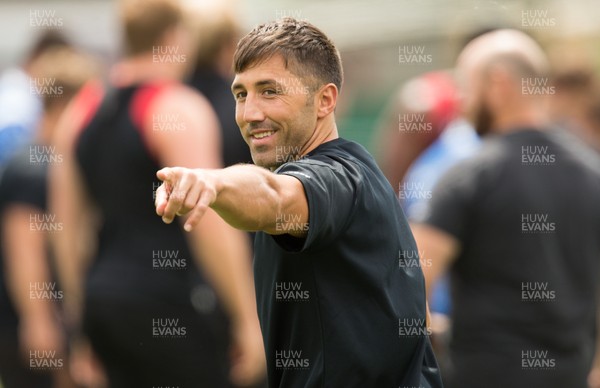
[422, 160, 479, 242]
[0, 156, 47, 212]
[272, 157, 360, 252]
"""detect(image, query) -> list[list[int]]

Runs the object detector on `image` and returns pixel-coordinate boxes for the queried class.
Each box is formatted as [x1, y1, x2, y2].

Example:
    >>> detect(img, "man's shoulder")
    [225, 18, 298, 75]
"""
[545, 127, 600, 175]
[0, 144, 47, 207]
[277, 138, 368, 175]
[2, 144, 46, 179]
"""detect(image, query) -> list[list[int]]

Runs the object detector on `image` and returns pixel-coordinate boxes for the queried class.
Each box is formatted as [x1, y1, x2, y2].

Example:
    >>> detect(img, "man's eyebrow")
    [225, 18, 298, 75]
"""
[231, 79, 278, 93]
[256, 79, 277, 87]
[231, 82, 243, 93]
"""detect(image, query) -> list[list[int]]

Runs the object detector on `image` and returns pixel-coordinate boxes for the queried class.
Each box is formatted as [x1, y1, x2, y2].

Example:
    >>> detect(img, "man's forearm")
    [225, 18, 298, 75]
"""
[3, 207, 55, 322]
[209, 164, 287, 232]
[157, 164, 307, 235]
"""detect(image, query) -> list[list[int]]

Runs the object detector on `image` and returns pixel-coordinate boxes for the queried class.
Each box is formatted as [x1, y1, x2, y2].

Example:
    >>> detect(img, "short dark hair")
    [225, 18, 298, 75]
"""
[233, 17, 343, 91]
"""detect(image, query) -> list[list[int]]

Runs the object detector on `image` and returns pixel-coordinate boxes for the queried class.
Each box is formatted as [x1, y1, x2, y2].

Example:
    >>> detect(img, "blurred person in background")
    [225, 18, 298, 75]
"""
[0, 31, 69, 168]
[0, 46, 97, 388]
[411, 29, 600, 388]
[50, 0, 265, 386]
[183, 0, 253, 167]
[376, 27, 499, 192]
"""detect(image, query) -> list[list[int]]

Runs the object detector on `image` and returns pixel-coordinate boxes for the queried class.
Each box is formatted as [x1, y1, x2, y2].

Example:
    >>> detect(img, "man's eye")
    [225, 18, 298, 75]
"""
[264, 89, 278, 96]
[234, 91, 247, 100]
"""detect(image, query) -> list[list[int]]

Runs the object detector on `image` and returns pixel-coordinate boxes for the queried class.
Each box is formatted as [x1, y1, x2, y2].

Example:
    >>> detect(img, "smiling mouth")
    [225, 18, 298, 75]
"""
[251, 130, 275, 139]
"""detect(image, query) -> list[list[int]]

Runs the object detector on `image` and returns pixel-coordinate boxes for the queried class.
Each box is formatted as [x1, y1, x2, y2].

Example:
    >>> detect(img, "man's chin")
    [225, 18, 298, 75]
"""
[251, 154, 280, 170]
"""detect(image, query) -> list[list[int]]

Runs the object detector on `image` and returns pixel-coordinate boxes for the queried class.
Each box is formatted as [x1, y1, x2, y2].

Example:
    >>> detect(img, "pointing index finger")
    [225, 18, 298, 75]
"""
[156, 167, 172, 183]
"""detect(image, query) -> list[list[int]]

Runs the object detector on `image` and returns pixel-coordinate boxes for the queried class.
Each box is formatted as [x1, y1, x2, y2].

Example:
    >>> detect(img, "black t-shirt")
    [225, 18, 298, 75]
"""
[254, 138, 442, 388]
[0, 144, 48, 327]
[423, 128, 600, 388]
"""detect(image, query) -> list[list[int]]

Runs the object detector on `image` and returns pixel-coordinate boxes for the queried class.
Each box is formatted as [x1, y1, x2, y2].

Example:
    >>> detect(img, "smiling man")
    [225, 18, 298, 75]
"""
[155, 18, 442, 388]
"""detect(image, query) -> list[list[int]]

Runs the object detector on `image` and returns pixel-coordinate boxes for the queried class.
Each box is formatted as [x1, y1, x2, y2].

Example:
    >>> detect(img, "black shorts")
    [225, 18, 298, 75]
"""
[83, 294, 232, 388]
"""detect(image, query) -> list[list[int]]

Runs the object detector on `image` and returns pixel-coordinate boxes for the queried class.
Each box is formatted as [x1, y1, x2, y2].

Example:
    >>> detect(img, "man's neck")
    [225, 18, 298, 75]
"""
[110, 54, 183, 87]
[301, 117, 339, 156]
[493, 106, 547, 134]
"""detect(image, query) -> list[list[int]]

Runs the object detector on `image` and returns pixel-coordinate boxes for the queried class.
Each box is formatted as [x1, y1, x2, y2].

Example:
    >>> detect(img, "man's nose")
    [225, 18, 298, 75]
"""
[242, 94, 266, 123]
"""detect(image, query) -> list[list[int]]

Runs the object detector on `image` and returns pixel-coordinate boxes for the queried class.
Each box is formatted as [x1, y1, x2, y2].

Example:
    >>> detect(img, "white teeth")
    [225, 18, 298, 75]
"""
[253, 131, 274, 139]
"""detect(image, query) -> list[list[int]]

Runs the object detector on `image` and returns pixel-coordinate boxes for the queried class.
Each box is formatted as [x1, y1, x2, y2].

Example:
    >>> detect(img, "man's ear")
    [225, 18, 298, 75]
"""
[316, 83, 338, 118]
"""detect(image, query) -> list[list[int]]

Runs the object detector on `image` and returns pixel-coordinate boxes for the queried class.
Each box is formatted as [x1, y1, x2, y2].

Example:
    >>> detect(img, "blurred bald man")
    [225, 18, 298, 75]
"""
[412, 30, 600, 388]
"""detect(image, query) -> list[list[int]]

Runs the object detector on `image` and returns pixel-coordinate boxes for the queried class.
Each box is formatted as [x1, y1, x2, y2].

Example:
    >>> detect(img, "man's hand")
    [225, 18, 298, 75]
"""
[155, 167, 218, 232]
[69, 335, 108, 388]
